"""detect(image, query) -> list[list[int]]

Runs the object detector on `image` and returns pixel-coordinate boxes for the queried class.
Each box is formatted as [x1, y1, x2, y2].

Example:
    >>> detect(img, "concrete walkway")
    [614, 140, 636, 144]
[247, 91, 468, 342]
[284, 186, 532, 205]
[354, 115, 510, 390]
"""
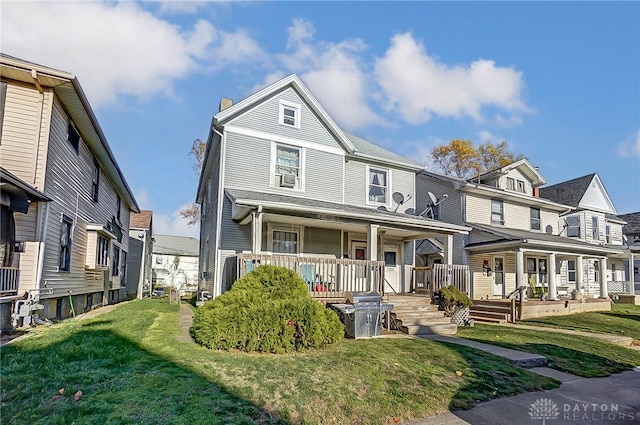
[177, 302, 194, 343]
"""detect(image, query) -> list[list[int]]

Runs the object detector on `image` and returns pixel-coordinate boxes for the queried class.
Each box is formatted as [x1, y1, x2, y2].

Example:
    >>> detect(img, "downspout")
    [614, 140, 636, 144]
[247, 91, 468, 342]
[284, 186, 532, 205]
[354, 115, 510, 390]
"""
[34, 201, 51, 293]
[213, 127, 225, 297]
[30, 70, 45, 187]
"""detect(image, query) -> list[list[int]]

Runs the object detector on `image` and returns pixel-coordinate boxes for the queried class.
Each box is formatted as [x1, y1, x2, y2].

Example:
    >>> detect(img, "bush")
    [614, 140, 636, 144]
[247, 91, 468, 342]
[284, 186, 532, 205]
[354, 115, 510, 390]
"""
[191, 265, 344, 353]
[433, 285, 473, 317]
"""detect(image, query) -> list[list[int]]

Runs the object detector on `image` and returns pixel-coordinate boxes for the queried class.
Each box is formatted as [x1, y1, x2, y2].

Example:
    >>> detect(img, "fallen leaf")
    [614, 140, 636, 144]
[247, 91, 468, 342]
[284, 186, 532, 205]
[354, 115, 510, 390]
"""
[455, 370, 463, 376]
[393, 418, 400, 423]
[58, 388, 65, 395]
[74, 391, 82, 401]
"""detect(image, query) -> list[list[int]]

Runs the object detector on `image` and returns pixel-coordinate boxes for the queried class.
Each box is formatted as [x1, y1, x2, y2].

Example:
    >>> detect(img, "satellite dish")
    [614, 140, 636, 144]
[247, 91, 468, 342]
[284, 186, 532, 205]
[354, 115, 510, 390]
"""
[545, 225, 553, 235]
[404, 208, 416, 215]
[392, 192, 405, 205]
[377, 205, 388, 212]
[428, 192, 438, 205]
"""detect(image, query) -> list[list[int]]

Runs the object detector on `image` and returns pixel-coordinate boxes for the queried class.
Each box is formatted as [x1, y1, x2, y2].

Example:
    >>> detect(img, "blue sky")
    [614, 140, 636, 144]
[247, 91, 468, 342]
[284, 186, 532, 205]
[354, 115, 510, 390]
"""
[3, 1, 639, 237]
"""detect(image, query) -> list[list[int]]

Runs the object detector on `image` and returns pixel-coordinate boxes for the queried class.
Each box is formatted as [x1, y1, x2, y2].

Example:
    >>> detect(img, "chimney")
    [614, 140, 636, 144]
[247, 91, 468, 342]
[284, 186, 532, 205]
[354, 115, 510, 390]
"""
[219, 97, 233, 112]
[533, 187, 540, 197]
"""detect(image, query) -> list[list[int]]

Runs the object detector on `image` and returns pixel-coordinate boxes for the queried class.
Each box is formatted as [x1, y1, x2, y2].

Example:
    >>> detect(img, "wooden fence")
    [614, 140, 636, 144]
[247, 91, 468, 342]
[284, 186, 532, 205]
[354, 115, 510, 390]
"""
[410, 264, 470, 297]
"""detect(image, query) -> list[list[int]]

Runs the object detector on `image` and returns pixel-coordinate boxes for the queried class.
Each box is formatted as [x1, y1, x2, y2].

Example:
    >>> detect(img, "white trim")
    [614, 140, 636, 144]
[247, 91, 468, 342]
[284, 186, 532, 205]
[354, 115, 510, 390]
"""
[270, 141, 306, 192]
[266, 223, 304, 255]
[278, 99, 301, 129]
[366, 165, 391, 207]
[225, 125, 345, 156]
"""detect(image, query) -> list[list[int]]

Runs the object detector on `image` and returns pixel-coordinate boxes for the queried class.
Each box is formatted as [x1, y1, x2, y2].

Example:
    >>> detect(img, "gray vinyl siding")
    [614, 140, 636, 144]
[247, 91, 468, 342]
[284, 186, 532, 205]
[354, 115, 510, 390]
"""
[415, 176, 463, 224]
[403, 241, 414, 265]
[230, 87, 343, 150]
[302, 227, 341, 256]
[344, 160, 367, 206]
[344, 160, 416, 209]
[199, 143, 221, 293]
[39, 98, 132, 299]
[219, 196, 252, 252]
[224, 132, 343, 203]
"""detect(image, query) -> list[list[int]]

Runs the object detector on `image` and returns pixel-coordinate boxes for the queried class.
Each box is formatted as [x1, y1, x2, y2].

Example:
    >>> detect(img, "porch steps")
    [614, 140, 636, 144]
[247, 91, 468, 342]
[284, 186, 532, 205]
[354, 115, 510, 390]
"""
[386, 294, 457, 336]
[469, 300, 511, 323]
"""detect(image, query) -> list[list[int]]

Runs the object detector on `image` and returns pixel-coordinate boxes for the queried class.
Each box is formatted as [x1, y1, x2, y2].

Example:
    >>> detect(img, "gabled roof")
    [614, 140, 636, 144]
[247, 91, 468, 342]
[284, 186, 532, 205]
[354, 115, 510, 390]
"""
[540, 173, 616, 214]
[344, 132, 422, 171]
[0, 54, 139, 213]
[476, 158, 547, 186]
[153, 234, 199, 256]
[130, 210, 153, 230]
[619, 212, 640, 235]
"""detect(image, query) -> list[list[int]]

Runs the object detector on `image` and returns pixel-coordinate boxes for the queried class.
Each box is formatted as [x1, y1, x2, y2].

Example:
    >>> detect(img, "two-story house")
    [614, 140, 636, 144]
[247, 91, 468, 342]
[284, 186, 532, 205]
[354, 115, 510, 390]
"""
[416, 159, 623, 301]
[126, 210, 154, 299]
[618, 212, 640, 295]
[540, 174, 629, 297]
[0, 54, 139, 326]
[196, 75, 469, 300]
[152, 234, 199, 295]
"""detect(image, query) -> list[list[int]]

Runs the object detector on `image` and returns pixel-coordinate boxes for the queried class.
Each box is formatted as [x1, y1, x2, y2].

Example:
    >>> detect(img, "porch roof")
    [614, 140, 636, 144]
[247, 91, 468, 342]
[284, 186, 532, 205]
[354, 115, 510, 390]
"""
[465, 222, 625, 256]
[226, 188, 470, 237]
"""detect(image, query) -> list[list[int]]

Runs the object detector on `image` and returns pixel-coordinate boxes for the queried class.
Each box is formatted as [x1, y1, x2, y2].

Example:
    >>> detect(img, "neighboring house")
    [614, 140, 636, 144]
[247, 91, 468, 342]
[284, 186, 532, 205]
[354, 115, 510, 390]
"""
[196, 74, 470, 300]
[0, 54, 139, 325]
[126, 210, 153, 299]
[416, 160, 624, 300]
[540, 173, 628, 297]
[152, 234, 199, 294]
[609, 211, 639, 294]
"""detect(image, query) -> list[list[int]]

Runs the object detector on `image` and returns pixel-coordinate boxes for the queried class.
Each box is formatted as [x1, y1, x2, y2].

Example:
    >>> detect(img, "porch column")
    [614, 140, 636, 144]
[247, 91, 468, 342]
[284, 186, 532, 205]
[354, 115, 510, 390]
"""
[548, 253, 557, 300]
[629, 253, 635, 295]
[251, 211, 262, 253]
[367, 224, 378, 261]
[515, 250, 524, 290]
[443, 234, 453, 265]
[576, 255, 584, 292]
[599, 257, 608, 299]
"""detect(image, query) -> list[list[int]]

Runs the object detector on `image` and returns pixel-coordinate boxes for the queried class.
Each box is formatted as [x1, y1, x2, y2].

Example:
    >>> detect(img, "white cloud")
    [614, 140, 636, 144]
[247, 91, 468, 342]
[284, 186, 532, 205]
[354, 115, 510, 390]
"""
[153, 206, 200, 239]
[374, 33, 529, 124]
[133, 189, 151, 210]
[275, 18, 380, 130]
[1, 1, 262, 108]
[617, 129, 640, 157]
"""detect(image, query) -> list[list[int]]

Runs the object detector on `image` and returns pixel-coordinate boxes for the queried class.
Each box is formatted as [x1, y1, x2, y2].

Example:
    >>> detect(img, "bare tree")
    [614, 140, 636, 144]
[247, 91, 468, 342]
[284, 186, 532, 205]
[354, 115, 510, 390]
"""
[180, 139, 206, 226]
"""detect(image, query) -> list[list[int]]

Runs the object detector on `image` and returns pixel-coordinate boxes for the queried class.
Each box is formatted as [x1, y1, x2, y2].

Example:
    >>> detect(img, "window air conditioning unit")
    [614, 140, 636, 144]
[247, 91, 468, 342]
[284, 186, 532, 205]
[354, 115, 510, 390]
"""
[280, 173, 296, 188]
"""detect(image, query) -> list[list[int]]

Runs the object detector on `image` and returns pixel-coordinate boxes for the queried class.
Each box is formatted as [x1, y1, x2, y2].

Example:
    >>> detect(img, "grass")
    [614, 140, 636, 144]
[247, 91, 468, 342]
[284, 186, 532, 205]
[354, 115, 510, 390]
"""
[1, 299, 558, 425]
[518, 303, 640, 343]
[457, 322, 640, 378]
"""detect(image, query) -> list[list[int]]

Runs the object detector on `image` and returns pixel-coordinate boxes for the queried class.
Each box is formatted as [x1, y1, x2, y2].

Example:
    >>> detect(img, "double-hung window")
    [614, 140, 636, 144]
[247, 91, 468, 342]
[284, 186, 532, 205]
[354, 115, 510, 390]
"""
[368, 168, 388, 204]
[567, 260, 576, 283]
[112, 246, 120, 276]
[530, 207, 541, 231]
[97, 235, 110, 267]
[517, 180, 525, 193]
[279, 100, 301, 129]
[592, 216, 599, 240]
[274, 144, 301, 189]
[605, 225, 611, 244]
[272, 230, 298, 254]
[491, 200, 504, 225]
[566, 216, 580, 237]
[506, 177, 515, 191]
[92, 159, 100, 202]
[116, 196, 121, 222]
[68, 122, 80, 153]
[59, 215, 73, 271]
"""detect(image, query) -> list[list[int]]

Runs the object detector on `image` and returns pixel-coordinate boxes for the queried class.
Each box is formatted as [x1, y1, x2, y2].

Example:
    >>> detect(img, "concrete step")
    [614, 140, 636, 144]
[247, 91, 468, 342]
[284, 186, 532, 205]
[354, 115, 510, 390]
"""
[397, 316, 451, 327]
[402, 323, 458, 336]
[470, 305, 512, 314]
[391, 310, 445, 320]
[469, 311, 510, 321]
[472, 300, 512, 308]
[392, 305, 440, 314]
[469, 314, 508, 324]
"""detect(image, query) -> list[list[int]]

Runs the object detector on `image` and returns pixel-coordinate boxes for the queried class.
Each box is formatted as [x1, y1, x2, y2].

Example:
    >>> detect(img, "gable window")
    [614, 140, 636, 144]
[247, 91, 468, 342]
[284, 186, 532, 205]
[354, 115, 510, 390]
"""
[59, 215, 73, 271]
[506, 177, 515, 191]
[566, 216, 580, 237]
[92, 159, 100, 202]
[567, 260, 576, 283]
[605, 225, 611, 244]
[530, 207, 541, 231]
[279, 100, 301, 129]
[274, 144, 301, 189]
[517, 180, 525, 193]
[592, 216, 599, 240]
[112, 246, 120, 276]
[368, 168, 388, 204]
[68, 122, 80, 153]
[272, 230, 298, 254]
[97, 235, 110, 266]
[491, 200, 504, 225]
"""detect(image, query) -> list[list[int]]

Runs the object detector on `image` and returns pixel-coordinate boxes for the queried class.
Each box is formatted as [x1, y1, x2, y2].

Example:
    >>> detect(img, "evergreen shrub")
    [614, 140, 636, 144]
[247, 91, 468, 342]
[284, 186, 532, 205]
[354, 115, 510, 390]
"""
[433, 285, 473, 317]
[191, 265, 343, 353]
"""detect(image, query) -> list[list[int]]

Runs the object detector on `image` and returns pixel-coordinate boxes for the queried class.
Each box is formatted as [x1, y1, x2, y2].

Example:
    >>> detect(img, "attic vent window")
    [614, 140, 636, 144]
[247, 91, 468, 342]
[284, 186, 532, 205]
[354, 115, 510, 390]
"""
[279, 100, 300, 129]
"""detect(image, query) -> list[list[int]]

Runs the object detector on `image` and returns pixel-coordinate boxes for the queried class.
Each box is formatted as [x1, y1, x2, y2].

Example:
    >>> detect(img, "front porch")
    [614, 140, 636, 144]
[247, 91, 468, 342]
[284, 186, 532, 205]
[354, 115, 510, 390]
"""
[470, 297, 612, 323]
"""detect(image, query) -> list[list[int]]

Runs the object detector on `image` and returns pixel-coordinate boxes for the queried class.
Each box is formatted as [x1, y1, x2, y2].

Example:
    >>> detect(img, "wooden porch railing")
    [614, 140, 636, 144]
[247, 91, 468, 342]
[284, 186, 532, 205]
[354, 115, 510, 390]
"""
[410, 264, 470, 296]
[0, 267, 20, 295]
[234, 253, 385, 299]
[608, 280, 632, 293]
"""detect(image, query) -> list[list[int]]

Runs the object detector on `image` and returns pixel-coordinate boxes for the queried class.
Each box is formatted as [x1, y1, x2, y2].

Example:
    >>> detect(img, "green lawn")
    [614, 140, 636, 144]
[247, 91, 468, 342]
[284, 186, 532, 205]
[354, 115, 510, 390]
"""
[519, 303, 640, 343]
[457, 322, 640, 378]
[1, 299, 557, 425]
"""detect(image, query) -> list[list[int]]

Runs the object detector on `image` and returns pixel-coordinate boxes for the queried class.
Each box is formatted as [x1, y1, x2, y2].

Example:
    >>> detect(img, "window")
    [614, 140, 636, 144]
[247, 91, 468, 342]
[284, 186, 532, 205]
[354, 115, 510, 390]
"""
[368, 168, 388, 204]
[92, 159, 100, 202]
[272, 230, 298, 254]
[279, 100, 300, 129]
[491, 200, 504, 225]
[97, 235, 110, 266]
[530, 208, 541, 231]
[275, 144, 300, 181]
[59, 215, 73, 271]
[592, 216, 599, 240]
[506, 177, 515, 190]
[121, 251, 127, 281]
[566, 216, 580, 237]
[594, 261, 599, 283]
[116, 196, 121, 222]
[112, 246, 120, 276]
[605, 225, 611, 244]
[517, 180, 525, 193]
[68, 122, 80, 153]
[567, 260, 576, 283]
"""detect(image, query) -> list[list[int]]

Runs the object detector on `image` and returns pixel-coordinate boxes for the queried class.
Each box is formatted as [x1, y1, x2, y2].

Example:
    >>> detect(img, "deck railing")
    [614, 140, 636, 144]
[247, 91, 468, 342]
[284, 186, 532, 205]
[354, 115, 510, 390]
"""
[234, 253, 385, 299]
[0, 267, 20, 295]
[608, 280, 631, 293]
[410, 264, 470, 296]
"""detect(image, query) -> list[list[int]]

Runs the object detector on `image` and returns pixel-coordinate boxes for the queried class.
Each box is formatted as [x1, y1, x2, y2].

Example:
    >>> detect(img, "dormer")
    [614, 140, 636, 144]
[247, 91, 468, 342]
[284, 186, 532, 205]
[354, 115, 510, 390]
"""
[473, 159, 546, 196]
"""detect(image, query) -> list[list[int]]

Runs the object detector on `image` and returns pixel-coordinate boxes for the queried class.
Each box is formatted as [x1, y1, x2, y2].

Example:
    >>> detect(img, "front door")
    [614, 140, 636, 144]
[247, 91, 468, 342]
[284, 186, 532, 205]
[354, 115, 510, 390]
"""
[383, 245, 400, 294]
[492, 257, 505, 297]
